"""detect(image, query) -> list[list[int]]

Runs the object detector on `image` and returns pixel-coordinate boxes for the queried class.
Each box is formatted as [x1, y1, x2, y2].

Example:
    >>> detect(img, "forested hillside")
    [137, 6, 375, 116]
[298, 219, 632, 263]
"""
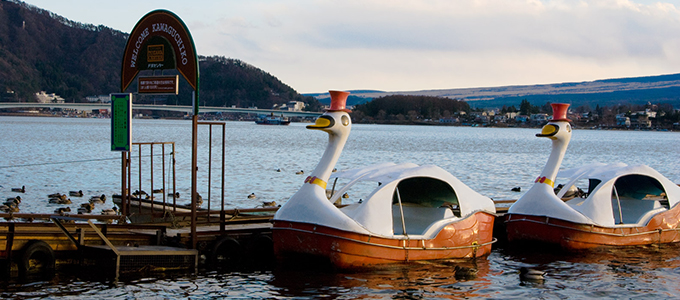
[0, 0, 125, 101]
[0, 0, 318, 110]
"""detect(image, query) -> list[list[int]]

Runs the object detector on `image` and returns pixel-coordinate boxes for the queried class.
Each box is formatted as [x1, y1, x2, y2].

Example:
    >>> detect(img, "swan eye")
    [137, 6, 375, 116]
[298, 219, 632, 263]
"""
[341, 115, 350, 126]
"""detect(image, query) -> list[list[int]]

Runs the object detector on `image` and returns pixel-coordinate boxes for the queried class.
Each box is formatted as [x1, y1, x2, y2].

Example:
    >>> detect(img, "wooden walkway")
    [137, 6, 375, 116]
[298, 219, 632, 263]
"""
[0, 201, 514, 278]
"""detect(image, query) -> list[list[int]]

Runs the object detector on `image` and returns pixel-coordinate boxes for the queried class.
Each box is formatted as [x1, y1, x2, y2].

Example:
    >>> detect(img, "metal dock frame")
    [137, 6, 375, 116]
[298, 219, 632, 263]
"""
[51, 216, 197, 278]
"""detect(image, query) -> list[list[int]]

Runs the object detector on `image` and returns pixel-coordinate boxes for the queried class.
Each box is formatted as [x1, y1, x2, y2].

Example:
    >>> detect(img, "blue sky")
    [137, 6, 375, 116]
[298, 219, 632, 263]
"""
[24, 0, 680, 94]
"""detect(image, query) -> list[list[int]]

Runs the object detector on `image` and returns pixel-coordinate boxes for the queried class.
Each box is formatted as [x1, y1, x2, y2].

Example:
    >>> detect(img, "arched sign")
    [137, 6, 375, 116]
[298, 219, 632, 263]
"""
[121, 9, 199, 113]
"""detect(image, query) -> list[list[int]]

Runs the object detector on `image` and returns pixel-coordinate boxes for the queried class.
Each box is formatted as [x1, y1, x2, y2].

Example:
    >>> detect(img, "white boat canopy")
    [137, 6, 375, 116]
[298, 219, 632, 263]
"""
[328, 162, 496, 237]
[556, 163, 680, 227]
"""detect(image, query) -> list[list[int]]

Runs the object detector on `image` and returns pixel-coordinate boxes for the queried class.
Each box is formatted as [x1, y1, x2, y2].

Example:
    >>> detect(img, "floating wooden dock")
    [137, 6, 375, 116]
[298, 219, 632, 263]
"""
[0, 200, 514, 278]
[0, 209, 276, 278]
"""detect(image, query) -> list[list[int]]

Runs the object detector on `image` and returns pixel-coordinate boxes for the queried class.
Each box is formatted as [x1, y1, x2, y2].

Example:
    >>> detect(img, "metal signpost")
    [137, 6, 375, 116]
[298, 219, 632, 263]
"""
[111, 93, 132, 217]
[120, 10, 200, 249]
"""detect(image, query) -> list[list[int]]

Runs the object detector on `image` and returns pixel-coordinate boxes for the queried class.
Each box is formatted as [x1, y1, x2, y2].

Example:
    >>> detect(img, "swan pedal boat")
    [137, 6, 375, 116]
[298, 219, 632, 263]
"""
[272, 91, 496, 269]
[506, 103, 680, 249]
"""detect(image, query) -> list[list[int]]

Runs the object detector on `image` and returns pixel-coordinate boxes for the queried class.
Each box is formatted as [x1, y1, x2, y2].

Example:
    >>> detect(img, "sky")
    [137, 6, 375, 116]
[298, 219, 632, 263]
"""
[24, 0, 680, 94]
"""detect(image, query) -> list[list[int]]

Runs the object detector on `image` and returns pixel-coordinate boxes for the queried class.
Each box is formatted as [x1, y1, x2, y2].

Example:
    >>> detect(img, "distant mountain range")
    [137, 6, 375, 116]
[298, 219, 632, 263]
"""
[309, 73, 680, 109]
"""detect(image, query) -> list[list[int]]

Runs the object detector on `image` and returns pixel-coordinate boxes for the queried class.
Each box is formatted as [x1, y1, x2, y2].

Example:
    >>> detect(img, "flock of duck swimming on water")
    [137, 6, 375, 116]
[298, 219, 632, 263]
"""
[4, 186, 118, 218]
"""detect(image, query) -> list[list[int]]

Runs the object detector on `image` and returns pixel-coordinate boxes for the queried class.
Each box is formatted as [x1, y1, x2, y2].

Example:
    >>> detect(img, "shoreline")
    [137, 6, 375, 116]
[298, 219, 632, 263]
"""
[0, 112, 676, 131]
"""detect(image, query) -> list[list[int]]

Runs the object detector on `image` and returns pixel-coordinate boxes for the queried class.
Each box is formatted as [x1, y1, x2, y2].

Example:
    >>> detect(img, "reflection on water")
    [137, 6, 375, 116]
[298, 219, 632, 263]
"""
[1, 116, 680, 298]
[3, 243, 680, 298]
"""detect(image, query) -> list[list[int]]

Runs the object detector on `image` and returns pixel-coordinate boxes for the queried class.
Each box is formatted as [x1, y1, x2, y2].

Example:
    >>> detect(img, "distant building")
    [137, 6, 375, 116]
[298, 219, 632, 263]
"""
[35, 91, 65, 103]
[515, 115, 529, 123]
[439, 117, 459, 124]
[504, 112, 518, 119]
[275, 101, 306, 111]
[630, 112, 652, 128]
[530, 113, 548, 125]
[616, 114, 631, 127]
[86, 95, 112, 103]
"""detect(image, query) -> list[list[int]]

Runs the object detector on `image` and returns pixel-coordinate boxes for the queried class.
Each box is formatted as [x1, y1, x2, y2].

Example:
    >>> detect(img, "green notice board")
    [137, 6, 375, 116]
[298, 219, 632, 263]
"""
[111, 93, 132, 151]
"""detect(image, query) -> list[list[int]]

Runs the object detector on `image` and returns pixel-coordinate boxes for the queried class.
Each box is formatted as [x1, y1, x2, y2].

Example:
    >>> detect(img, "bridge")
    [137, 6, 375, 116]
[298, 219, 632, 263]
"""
[0, 102, 323, 118]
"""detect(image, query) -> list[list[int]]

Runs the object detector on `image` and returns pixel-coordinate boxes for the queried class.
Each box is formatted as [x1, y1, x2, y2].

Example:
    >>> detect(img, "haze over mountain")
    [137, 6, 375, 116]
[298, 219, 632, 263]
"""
[310, 73, 680, 109]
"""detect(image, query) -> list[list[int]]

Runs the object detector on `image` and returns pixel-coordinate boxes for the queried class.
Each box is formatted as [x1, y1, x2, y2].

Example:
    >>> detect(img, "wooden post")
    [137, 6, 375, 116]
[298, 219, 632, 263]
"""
[121, 151, 127, 217]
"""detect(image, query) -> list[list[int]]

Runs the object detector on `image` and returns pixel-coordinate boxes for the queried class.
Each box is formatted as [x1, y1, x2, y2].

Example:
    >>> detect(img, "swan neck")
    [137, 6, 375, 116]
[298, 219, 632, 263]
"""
[309, 133, 347, 184]
[538, 138, 568, 186]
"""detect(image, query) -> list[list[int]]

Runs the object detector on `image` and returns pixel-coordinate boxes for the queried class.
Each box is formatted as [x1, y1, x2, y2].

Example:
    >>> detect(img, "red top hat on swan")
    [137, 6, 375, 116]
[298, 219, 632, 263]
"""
[550, 103, 571, 122]
[328, 90, 351, 112]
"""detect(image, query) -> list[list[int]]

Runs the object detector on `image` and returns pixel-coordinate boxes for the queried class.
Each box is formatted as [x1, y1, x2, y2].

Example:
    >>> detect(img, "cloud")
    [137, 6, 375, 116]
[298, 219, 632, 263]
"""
[239, 0, 680, 92]
[24, 0, 680, 92]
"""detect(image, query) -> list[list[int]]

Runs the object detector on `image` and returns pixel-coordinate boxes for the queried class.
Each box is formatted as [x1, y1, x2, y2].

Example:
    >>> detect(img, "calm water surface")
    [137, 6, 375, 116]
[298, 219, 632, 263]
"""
[1, 116, 680, 298]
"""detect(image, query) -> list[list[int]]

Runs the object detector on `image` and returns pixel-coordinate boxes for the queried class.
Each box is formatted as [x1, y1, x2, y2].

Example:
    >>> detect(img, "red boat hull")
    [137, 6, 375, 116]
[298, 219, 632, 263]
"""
[272, 212, 495, 269]
[505, 205, 680, 249]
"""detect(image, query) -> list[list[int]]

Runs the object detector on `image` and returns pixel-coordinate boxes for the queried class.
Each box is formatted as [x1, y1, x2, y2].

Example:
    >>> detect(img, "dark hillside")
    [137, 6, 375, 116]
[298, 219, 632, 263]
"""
[0, 0, 318, 110]
[0, 0, 126, 101]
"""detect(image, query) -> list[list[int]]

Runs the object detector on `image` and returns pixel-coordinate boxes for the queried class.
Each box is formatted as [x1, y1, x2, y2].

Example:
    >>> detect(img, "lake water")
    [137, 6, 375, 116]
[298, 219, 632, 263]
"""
[1, 116, 680, 298]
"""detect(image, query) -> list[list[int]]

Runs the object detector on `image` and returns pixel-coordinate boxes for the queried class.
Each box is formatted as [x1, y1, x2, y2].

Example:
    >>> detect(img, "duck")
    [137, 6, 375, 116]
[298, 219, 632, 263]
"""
[77, 203, 93, 214]
[54, 207, 71, 215]
[168, 192, 180, 198]
[342, 192, 349, 199]
[248, 193, 256, 199]
[153, 188, 164, 194]
[4, 196, 21, 206]
[132, 190, 148, 198]
[89, 194, 106, 204]
[11, 186, 25, 193]
[295, 170, 304, 175]
[511, 186, 521, 192]
[276, 168, 281, 172]
[519, 267, 546, 282]
[101, 206, 119, 215]
[48, 193, 63, 198]
[49, 196, 71, 204]
[262, 201, 277, 207]
[69, 190, 84, 197]
[0, 203, 19, 213]
[196, 193, 203, 207]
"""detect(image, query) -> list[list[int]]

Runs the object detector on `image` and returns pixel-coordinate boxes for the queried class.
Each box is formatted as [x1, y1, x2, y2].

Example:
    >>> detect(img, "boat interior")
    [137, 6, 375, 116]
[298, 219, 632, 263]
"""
[610, 174, 669, 225]
[564, 174, 669, 226]
[391, 177, 461, 236]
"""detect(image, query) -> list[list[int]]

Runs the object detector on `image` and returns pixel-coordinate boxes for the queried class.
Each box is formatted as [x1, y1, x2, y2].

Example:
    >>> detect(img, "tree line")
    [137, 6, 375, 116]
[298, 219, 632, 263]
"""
[350, 95, 469, 123]
[349, 96, 680, 128]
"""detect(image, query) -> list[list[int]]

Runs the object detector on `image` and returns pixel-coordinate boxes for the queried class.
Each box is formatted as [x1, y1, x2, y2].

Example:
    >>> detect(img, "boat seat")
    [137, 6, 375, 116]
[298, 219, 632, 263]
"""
[612, 197, 664, 225]
[634, 207, 667, 226]
[392, 205, 454, 235]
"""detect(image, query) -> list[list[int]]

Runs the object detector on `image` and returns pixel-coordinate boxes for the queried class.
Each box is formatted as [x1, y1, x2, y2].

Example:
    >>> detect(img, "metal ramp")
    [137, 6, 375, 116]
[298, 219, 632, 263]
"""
[51, 216, 197, 277]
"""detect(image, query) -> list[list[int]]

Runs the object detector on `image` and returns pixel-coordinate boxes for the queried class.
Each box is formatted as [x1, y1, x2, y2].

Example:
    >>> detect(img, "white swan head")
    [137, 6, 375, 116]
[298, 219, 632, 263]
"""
[306, 90, 352, 137]
[534, 103, 572, 187]
[536, 103, 572, 142]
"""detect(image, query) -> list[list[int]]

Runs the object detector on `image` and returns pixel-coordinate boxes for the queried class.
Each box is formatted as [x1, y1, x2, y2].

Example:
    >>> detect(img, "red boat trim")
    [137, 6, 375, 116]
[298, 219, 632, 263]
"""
[506, 214, 680, 237]
[271, 226, 497, 250]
